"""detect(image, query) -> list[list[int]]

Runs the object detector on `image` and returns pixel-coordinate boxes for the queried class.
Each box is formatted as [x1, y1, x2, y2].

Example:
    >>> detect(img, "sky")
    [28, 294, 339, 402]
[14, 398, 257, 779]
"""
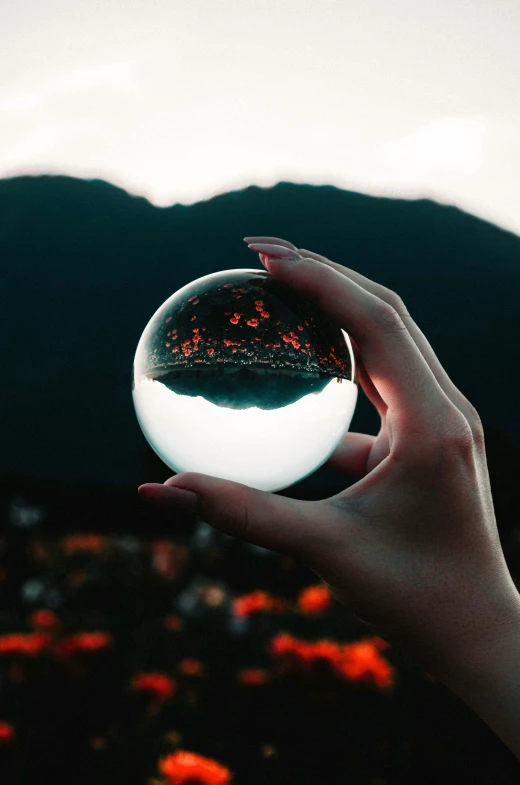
[2, 0, 520, 235]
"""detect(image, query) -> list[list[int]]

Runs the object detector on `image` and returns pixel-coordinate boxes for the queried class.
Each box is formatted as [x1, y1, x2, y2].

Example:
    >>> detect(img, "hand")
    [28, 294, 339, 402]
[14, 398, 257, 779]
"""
[139, 235, 520, 683]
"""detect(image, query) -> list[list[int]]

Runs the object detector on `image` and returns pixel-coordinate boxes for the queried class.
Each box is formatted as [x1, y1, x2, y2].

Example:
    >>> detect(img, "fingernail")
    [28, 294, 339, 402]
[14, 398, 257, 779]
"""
[264, 256, 300, 270]
[138, 484, 199, 515]
[248, 243, 302, 258]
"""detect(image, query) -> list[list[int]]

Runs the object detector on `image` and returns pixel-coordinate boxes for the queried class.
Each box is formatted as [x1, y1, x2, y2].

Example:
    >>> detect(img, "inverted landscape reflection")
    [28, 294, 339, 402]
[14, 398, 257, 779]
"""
[133, 269, 358, 491]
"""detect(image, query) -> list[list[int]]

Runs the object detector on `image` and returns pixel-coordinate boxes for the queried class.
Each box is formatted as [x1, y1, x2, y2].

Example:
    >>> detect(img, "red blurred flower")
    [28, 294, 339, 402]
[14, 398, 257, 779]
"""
[269, 633, 395, 690]
[151, 541, 188, 582]
[68, 569, 88, 588]
[237, 668, 270, 686]
[233, 591, 287, 618]
[61, 533, 108, 555]
[29, 608, 60, 631]
[55, 631, 113, 657]
[159, 750, 232, 785]
[0, 632, 50, 657]
[336, 640, 395, 689]
[164, 614, 184, 632]
[297, 584, 332, 615]
[0, 722, 15, 743]
[178, 658, 205, 677]
[132, 672, 176, 700]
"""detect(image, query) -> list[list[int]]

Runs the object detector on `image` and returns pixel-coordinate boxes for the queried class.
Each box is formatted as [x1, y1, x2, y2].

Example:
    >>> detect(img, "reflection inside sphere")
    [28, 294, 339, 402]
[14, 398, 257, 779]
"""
[133, 268, 358, 492]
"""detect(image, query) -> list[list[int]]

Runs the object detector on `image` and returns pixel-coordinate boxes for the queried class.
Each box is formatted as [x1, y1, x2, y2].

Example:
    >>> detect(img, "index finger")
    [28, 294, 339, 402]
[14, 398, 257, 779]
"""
[263, 256, 457, 451]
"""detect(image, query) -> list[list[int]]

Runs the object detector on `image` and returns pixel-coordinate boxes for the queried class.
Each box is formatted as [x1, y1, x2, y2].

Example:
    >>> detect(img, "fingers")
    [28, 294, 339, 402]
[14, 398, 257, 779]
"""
[322, 432, 377, 475]
[246, 237, 477, 429]
[243, 236, 299, 251]
[153, 473, 327, 562]
[245, 245, 456, 451]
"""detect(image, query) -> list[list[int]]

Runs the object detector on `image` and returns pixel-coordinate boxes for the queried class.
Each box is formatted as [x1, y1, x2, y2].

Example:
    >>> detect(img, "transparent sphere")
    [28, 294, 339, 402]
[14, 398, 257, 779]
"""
[132, 268, 358, 492]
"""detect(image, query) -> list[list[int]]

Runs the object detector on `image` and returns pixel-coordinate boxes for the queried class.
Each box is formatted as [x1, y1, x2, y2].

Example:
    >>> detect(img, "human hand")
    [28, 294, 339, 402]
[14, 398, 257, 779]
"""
[139, 235, 520, 684]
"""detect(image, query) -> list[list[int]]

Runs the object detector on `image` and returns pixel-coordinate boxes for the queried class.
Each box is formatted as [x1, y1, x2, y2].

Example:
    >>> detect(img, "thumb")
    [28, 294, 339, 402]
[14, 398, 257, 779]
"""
[139, 472, 320, 559]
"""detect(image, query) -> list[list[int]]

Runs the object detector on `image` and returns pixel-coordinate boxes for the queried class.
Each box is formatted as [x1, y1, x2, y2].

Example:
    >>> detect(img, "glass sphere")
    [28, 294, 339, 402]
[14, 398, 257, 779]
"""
[132, 269, 358, 492]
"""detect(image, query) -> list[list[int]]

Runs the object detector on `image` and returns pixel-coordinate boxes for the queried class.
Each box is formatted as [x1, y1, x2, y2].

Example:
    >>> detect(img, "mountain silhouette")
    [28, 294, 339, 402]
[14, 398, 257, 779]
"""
[1, 174, 519, 497]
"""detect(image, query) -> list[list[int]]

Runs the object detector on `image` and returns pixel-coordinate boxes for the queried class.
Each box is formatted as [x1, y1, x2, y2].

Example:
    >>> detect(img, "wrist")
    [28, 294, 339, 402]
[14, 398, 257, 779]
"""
[430, 579, 520, 760]
[429, 577, 520, 688]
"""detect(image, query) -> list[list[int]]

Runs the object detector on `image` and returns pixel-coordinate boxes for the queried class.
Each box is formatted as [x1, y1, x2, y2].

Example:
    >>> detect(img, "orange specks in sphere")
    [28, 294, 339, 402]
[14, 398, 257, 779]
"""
[191, 316, 197, 321]
[165, 316, 172, 323]
[188, 295, 197, 302]
[159, 750, 232, 785]
[207, 348, 215, 355]
[246, 318, 259, 327]
[297, 325, 303, 331]
[223, 339, 241, 347]
[172, 347, 179, 353]
[166, 343, 171, 347]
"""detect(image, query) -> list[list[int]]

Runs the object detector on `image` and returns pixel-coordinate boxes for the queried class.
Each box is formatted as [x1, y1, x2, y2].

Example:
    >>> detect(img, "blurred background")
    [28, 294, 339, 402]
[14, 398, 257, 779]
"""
[1, 2, 520, 784]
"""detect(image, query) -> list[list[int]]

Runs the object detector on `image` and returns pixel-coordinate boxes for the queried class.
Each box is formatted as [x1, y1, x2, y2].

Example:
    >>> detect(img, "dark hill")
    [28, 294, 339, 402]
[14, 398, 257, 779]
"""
[1, 174, 519, 497]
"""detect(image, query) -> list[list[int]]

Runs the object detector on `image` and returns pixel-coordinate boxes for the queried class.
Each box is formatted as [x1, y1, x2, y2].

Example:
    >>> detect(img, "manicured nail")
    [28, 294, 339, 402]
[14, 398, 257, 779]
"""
[243, 237, 297, 249]
[263, 256, 301, 270]
[247, 243, 303, 258]
[138, 484, 199, 516]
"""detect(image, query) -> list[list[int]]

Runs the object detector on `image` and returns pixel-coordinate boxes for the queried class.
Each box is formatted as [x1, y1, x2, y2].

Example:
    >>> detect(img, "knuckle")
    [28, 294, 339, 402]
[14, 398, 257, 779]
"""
[381, 289, 410, 319]
[441, 410, 475, 450]
[371, 301, 408, 335]
[456, 395, 485, 445]
[218, 493, 251, 539]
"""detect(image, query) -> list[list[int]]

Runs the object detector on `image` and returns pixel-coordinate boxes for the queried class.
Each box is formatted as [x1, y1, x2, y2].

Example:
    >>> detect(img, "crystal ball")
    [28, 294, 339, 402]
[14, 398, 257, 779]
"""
[132, 268, 358, 492]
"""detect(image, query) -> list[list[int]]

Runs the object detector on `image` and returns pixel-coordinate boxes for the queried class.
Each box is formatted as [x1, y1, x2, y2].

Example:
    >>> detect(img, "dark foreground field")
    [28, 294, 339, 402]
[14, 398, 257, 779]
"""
[1, 488, 520, 785]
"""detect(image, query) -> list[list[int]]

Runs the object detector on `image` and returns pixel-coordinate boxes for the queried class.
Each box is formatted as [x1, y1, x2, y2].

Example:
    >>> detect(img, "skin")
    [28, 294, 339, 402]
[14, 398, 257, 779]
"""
[139, 236, 520, 760]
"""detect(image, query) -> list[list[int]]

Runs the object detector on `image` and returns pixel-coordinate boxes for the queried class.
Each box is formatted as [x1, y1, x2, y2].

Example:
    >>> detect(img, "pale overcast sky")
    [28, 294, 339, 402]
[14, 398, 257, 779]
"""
[2, 0, 520, 235]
